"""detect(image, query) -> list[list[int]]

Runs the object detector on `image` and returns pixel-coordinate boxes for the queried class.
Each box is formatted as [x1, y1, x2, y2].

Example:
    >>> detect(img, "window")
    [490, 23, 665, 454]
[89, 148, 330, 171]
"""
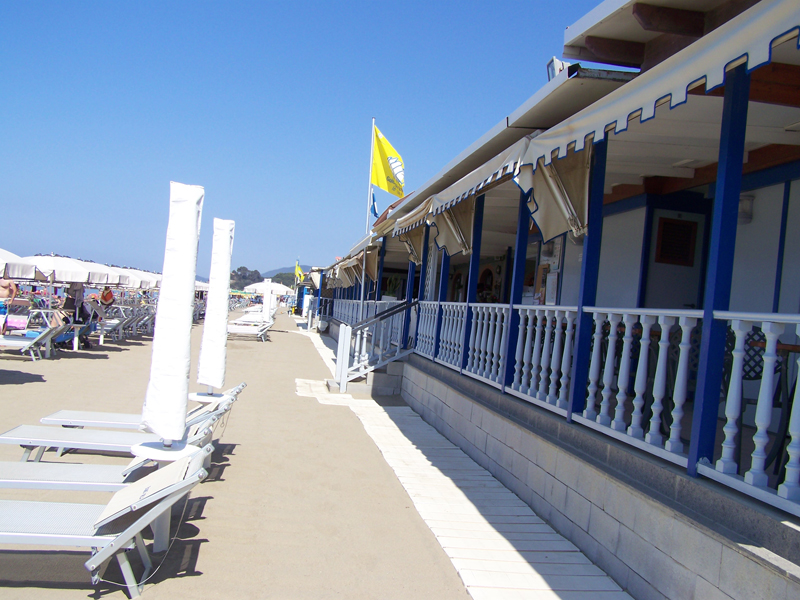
[655, 217, 697, 267]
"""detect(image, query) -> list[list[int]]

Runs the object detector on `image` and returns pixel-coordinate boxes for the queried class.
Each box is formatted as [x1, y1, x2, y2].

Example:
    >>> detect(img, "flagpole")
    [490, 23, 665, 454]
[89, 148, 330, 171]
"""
[359, 118, 375, 322]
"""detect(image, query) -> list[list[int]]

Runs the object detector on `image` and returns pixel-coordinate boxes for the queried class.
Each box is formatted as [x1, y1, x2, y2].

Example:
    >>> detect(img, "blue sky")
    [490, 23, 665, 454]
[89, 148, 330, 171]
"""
[0, 0, 599, 276]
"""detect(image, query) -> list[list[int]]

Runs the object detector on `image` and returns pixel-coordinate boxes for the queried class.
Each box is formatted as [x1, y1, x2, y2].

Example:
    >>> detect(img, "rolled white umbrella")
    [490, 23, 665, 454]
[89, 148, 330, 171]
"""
[197, 218, 235, 391]
[141, 182, 204, 443]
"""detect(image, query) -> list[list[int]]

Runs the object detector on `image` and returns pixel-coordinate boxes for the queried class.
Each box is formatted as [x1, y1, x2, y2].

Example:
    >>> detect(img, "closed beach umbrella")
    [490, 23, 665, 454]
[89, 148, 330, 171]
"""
[197, 218, 235, 391]
[141, 182, 205, 443]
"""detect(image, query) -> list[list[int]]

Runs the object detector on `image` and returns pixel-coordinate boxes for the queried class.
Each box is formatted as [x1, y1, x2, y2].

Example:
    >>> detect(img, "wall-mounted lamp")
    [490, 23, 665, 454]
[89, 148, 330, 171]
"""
[738, 194, 754, 224]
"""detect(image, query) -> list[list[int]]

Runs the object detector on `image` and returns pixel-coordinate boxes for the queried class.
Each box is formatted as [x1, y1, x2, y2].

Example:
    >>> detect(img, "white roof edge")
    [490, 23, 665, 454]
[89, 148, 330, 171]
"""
[390, 66, 580, 221]
[564, 0, 632, 46]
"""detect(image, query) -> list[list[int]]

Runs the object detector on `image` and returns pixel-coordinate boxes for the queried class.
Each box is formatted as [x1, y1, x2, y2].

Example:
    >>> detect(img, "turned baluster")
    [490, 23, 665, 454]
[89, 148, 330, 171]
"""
[665, 317, 698, 454]
[646, 316, 674, 446]
[745, 321, 785, 486]
[512, 309, 527, 391]
[548, 311, 565, 405]
[778, 323, 800, 500]
[612, 314, 637, 432]
[597, 313, 621, 426]
[537, 310, 554, 401]
[715, 320, 751, 473]
[558, 311, 576, 410]
[628, 315, 655, 439]
[521, 309, 537, 394]
[527, 311, 545, 396]
[584, 313, 605, 420]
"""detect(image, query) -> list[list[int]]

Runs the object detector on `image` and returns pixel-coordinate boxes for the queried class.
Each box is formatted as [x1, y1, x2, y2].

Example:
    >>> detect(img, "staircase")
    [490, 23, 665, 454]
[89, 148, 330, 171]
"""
[333, 300, 417, 393]
[326, 361, 404, 396]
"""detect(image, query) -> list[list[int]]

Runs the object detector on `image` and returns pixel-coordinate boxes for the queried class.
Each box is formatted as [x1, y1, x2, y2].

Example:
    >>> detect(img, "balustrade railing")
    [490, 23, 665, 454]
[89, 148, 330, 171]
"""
[370, 296, 800, 517]
[435, 302, 468, 369]
[416, 301, 438, 359]
[571, 308, 703, 466]
[694, 312, 800, 516]
[507, 306, 578, 414]
[336, 300, 417, 392]
[463, 304, 510, 387]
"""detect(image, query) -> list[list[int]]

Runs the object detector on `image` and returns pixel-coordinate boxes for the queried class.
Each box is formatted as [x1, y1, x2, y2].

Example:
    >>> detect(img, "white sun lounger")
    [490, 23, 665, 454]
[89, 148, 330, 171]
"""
[40, 383, 246, 430]
[0, 324, 70, 360]
[0, 454, 207, 598]
[0, 444, 213, 492]
[0, 418, 217, 463]
[227, 321, 272, 341]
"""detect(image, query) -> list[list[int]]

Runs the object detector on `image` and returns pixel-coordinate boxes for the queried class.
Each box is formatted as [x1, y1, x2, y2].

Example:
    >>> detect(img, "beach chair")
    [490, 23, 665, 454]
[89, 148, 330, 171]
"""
[227, 321, 272, 342]
[0, 443, 213, 492]
[40, 383, 246, 430]
[0, 324, 69, 360]
[0, 416, 218, 463]
[0, 454, 207, 598]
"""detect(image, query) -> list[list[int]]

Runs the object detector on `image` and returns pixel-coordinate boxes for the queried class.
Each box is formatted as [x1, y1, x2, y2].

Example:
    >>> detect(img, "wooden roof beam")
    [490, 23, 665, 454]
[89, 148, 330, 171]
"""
[584, 36, 645, 69]
[632, 3, 705, 37]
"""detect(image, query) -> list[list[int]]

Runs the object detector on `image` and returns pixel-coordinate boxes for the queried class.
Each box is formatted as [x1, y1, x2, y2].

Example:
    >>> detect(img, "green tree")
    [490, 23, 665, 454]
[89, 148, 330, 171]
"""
[230, 266, 262, 290]
[272, 272, 296, 288]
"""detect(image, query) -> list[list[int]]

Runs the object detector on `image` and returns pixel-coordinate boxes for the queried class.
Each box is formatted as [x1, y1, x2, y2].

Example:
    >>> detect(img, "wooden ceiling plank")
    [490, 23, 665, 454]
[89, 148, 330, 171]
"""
[632, 3, 705, 37]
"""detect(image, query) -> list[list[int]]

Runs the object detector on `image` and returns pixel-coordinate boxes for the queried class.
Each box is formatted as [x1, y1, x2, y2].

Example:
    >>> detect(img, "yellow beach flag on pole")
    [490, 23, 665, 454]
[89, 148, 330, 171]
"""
[295, 261, 303, 279]
[371, 126, 405, 198]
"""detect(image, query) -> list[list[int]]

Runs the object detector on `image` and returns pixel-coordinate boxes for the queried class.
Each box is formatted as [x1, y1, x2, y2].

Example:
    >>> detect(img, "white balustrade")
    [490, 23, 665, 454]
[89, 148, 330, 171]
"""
[464, 304, 509, 385]
[436, 302, 467, 368]
[415, 301, 438, 358]
[508, 306, 577, 410]
[580, 308, 702, 461]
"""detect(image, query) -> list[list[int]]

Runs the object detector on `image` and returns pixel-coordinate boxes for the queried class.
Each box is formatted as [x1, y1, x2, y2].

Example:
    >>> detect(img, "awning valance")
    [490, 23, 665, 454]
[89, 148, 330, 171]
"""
[431, 196, 475, 257]
[394, 197, 433, 236]
[517, 1, 800, 168]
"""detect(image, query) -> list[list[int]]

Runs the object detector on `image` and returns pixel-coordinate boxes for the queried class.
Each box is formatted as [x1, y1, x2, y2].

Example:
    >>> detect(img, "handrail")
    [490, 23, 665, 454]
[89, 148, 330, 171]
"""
[352, 299, 418, 332]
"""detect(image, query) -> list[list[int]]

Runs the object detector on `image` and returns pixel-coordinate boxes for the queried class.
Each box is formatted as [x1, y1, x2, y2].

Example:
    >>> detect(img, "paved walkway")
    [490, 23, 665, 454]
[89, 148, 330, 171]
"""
[296, 329, 631, 599]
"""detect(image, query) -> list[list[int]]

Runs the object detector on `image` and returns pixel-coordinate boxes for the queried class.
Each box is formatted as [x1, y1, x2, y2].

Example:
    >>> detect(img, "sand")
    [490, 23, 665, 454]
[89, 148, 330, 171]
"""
[0, 309, 470, 599]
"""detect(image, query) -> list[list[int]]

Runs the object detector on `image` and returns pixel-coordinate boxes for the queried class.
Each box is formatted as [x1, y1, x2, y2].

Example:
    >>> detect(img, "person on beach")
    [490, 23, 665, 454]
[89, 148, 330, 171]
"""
[0, 278, 18, 334]
[100, 286, 115, 307]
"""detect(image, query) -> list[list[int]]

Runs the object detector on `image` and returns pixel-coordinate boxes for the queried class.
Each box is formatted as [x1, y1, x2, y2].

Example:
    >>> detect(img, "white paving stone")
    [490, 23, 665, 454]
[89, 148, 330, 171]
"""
[296, 376, 632, 600]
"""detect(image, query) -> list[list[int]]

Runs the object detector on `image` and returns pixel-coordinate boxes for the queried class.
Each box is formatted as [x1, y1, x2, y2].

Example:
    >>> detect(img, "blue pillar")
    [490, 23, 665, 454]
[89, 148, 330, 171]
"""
[316, 273, 324, 314]
[568, 138, 608, 420]
[376, 236, 387, 301]
[414, 225, 432, 346]
[688, 64, 750, 476]
[402, 260, 417, 349]
[503, 190, 532, 389]
[772, 181, 791, 313]
[417, 225, 431, 300]
[461, 195, 485, 370]
[433, 250, 451, 359]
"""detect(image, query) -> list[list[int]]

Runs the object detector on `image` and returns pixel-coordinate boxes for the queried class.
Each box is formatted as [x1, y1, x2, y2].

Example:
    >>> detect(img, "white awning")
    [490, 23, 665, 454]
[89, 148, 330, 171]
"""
[519, 1, 800, 167]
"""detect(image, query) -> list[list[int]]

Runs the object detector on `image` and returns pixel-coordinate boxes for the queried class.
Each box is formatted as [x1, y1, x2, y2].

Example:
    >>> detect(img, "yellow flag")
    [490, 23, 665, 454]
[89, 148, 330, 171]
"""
[371, 126, 405, 198]
[295, 261, 303, 279]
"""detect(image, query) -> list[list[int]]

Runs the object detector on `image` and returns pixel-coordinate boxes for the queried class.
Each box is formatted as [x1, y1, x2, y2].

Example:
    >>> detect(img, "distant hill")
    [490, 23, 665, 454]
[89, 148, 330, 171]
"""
[261, 265, 311, 278]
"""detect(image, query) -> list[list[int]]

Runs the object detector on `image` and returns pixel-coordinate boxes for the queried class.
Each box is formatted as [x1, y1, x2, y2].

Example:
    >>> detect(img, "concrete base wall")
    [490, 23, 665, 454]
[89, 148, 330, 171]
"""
[401, 355, 800, 600]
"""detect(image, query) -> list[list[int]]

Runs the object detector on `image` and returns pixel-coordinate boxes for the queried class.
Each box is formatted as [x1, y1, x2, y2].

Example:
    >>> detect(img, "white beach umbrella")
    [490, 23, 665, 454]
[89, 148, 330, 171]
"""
[106, 266, 143, 288]
[197, 218, 235, 392]
[141, 181, 204, 443]
[16, 255, 105, 284]
[0, 248, 49, 281]
[127, 269, 160, 289]
[77, 260, 122, 286]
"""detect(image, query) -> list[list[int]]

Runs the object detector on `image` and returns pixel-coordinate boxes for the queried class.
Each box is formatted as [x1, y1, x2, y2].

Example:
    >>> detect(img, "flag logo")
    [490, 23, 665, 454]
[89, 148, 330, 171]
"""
[372, 126, 405, 199]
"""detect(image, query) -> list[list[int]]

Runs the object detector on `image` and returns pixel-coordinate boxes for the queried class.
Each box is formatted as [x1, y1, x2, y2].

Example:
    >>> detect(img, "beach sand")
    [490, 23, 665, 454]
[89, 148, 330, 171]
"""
[0, 309, 470, 599]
